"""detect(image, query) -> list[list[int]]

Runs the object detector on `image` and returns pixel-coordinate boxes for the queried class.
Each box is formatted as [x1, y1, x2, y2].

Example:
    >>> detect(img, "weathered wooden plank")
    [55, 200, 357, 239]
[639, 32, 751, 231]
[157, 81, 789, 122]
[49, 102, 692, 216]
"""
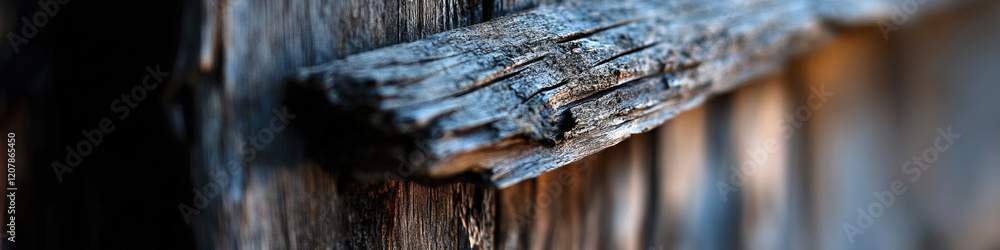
[292, 0, 947, 187]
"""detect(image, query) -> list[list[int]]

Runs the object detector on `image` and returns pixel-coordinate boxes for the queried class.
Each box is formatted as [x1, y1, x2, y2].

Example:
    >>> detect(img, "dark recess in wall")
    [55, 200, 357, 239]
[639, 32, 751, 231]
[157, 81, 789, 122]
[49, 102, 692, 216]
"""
[0, 0, 193, 249]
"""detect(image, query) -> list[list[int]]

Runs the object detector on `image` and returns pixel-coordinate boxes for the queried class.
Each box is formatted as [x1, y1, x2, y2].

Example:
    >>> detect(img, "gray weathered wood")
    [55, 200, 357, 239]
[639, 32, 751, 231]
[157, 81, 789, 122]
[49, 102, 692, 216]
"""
[293, 0, 937, 187]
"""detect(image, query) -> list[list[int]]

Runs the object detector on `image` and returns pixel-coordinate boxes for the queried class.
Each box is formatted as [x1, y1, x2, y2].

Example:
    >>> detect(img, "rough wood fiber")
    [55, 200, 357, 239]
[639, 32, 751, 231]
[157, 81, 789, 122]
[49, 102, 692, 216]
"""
[293, 0, 929, 187]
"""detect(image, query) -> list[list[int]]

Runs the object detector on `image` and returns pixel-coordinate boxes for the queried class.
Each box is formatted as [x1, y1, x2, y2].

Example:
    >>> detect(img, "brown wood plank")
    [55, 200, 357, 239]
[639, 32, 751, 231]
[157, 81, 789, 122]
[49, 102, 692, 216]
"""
[727, 72, 799, 249]
[648, 104, 709, 249]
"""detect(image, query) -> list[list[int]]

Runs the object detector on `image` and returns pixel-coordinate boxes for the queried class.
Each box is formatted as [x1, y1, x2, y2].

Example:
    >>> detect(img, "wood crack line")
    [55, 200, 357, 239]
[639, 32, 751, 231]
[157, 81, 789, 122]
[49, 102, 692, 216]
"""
[593, 42, 660, 67]
[556, 61, 703, 124]
[555, 18, 642, 43]
[520, 42, 668, 106]
[448, 53, 549, 99]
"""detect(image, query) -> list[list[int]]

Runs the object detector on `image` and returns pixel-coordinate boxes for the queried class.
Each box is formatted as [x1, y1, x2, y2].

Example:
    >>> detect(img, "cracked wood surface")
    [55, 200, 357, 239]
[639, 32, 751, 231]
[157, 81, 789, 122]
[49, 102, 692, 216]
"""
[293, 0, 963, 187]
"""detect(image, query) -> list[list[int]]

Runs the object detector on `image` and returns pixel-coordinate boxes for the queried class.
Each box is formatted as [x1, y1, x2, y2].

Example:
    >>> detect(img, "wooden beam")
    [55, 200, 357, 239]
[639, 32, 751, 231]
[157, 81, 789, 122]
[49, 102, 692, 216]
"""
[292, 0, 968, 187]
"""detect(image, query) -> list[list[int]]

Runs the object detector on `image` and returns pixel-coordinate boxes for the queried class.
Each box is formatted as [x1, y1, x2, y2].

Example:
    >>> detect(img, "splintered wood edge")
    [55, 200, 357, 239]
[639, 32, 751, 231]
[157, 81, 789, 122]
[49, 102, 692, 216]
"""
[292, 0, 962, 188]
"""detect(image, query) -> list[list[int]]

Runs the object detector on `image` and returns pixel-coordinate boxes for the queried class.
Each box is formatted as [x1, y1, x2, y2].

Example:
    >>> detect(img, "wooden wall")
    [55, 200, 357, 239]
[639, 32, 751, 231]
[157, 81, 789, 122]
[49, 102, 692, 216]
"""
[173, 0, 1000, 249]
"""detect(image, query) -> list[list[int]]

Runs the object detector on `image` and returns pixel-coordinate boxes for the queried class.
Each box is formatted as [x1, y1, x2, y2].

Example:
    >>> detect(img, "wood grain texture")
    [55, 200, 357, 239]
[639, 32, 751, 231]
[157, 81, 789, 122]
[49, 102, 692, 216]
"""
[292, 0, 957, 187]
